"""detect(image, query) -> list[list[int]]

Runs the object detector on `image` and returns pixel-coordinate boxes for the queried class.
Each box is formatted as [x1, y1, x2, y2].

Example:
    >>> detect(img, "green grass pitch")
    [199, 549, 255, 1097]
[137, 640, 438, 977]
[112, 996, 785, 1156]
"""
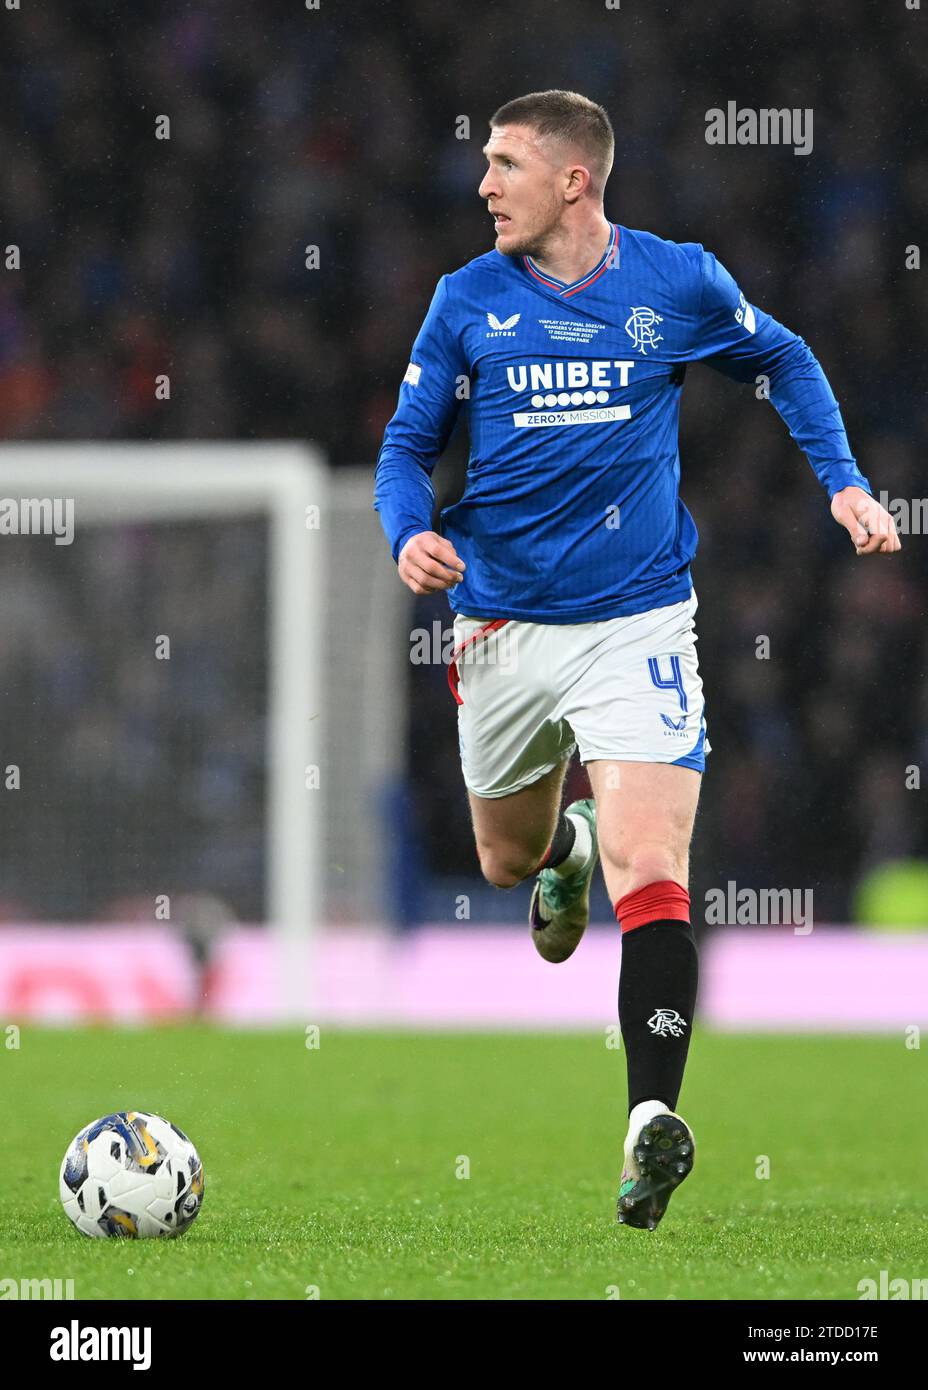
[1, 1027, 925, 1300]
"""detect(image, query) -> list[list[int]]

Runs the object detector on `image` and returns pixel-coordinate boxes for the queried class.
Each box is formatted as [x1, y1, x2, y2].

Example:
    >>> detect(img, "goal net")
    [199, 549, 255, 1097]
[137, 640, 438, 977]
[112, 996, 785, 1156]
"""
[0, 443, 408, 1017]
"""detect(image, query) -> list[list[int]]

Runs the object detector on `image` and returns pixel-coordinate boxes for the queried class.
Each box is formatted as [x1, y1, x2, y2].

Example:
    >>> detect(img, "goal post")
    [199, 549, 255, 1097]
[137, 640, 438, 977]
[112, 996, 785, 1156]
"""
[0, 442, 327, 1018]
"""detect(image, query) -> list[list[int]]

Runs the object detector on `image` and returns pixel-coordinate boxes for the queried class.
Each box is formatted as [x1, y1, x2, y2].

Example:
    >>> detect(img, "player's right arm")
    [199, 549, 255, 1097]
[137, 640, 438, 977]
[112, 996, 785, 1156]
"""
[373, 275, 468, 594]
[397, 530, 465, 595]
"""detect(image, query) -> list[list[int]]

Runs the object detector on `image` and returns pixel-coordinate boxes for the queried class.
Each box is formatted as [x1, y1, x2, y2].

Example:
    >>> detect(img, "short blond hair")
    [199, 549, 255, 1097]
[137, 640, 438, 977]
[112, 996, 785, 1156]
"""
[489, 90, 614, 196]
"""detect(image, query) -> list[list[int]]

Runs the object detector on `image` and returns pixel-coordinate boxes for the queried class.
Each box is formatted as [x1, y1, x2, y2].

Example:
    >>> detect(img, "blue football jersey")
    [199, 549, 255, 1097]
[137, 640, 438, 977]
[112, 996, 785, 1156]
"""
[374, 224, 870, 622]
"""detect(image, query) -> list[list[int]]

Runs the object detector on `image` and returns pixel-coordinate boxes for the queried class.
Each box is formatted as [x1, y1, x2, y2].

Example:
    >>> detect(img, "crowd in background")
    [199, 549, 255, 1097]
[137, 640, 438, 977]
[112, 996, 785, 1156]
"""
[0, 0, 925, 923]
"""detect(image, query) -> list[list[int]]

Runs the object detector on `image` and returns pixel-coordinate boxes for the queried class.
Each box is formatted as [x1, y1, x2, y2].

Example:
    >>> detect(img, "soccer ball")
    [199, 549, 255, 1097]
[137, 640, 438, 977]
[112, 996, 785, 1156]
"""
[59, 1111, 204, 1238]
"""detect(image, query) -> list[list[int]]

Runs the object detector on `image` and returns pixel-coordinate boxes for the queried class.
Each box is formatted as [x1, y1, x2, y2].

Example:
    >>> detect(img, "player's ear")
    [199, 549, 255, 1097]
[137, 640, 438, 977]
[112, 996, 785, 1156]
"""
[563, 163, 592, 203]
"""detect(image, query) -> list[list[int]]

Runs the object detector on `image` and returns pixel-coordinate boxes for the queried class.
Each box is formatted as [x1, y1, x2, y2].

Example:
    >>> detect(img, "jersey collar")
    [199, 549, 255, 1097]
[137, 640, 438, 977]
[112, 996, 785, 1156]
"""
[521, 223, 620, 297]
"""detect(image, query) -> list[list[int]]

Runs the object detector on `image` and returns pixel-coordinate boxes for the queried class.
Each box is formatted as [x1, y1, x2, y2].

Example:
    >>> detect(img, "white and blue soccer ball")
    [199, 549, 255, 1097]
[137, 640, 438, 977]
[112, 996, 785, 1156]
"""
[59, 1111, 204, 1238]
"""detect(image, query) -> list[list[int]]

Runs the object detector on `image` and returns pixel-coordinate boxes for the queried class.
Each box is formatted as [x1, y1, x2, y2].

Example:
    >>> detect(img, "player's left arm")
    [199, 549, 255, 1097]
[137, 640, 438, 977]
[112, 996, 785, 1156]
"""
[689, 248, 900, 556]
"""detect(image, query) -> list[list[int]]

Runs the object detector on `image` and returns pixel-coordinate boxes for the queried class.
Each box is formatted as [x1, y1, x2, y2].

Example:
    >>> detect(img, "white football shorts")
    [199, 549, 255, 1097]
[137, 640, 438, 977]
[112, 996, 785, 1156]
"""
[449, 591, 710, 799]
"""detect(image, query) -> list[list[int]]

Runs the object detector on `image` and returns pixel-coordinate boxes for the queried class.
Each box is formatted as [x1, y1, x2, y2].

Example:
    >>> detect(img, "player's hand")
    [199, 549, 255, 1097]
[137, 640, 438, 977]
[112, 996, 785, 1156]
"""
[398, 531, 466, 594]
[830, 486, 901, 556]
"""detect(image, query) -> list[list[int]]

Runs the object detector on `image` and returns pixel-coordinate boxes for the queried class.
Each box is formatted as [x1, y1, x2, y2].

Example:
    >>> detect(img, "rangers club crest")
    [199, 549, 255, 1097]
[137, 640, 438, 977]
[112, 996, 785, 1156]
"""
[647, 1007, 688, 1038]
[625, 305, 664, 355]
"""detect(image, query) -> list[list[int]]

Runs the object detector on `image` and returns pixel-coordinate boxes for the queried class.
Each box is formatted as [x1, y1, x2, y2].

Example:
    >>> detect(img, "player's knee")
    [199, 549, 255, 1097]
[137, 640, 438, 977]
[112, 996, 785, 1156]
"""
[606, 845, 688, 895]
[477, 843, 540, 890]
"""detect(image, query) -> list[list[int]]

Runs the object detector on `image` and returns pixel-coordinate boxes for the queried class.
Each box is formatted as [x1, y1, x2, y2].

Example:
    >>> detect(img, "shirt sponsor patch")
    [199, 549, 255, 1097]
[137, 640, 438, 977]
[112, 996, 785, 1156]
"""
[735, 291, 756, 333]
[512, 405, 631, 428]
[403, 362, 422, 386]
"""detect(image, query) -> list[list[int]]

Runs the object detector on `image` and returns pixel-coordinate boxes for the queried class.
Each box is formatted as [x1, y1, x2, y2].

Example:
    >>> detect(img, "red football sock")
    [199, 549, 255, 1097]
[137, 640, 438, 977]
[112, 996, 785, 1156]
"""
[615, 879, 691, 933]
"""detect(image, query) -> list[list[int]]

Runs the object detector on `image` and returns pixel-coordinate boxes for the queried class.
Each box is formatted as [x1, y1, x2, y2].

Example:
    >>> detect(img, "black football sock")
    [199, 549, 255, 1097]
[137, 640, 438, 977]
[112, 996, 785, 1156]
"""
[618, 919, 698, 1115]
[541, 811, 576, 869]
